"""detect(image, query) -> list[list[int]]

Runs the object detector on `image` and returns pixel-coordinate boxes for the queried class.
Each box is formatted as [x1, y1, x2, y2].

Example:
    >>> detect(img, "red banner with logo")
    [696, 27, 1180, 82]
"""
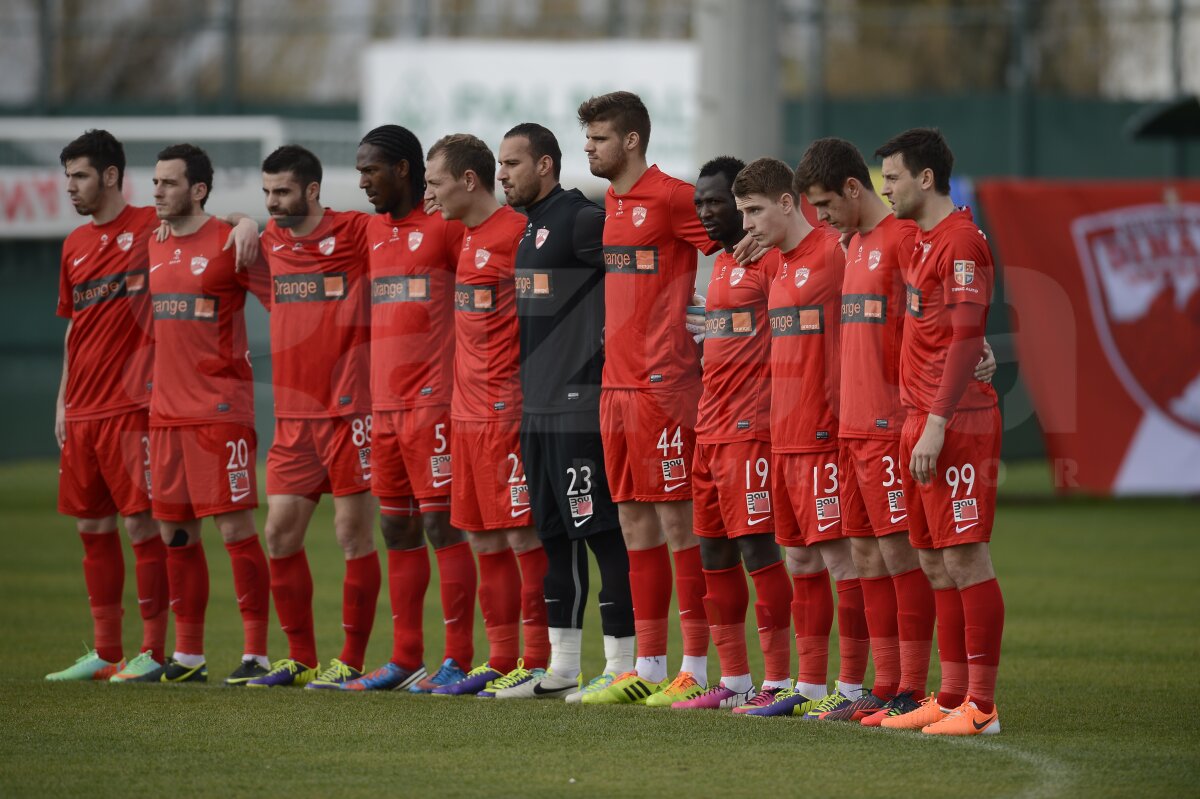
[976, 180, 1200, 495]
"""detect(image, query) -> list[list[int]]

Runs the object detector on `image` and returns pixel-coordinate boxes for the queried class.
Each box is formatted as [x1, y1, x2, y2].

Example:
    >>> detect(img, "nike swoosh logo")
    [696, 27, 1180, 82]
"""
[573, 517, 592, 528]
[757, 626, 769, 632]
[664, 481, 687, 492]
[373, 241, 385, 250]
[511, 508, 530, 517]
[533, 681, 567, 695]
[973, 715, 997, 731]
[747, 515, 771, 526]
[598, 602, 613, 607]
[967, 653, 987, 661]
[149, 263, 164, 272]
[443, 617, 459, 625]
[272, 243, 286, 251]
[818, 521, 839, 531]
[137, 597, 153, 605]
[956, 523, 978, 534]
[544, 599, 560, 604]
[432, 477, 452, 488]
[679, 609, 692, 616]
[521, 618, 536, 624]
[890, 514, 908, 524]
[231, 491, 250, 502]
[236, 594, 250, 604]
[73, 254, 89, 266]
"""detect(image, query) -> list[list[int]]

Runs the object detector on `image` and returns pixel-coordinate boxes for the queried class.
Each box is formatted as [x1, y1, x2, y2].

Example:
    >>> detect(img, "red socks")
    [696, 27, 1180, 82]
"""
[166, 541, 209, 656]
[858, 574, 901, 698]
[387, 546, 430, 671]
[673, 546, 709, 658]
[893, 567, 935, 695]
[703, 565, 750, 678]
[791, 570, 833, 687]
[224, 536, 270, 658]
[80, 531, 124, 664]
[960, 578, 1005, 713]
[517, 547, 550, 671]
[131, 536, 168, 660]
[477, 549, 521, 674]
[627, 544, 672, 659]
[339, 552, 380, 672]
[834, 578, 870, 685]
[269, 549, 317, 668]
[749, 562, 792, 683]
[933, 586, 968, 708]
[434, 541, 476, 667]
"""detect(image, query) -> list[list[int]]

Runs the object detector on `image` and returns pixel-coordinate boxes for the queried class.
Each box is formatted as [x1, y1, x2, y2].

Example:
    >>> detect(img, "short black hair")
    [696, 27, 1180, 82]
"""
[794, 137, 873, 196]
[261, 144, 323, 190]
[503, 123, 562, 180]
[698, 155, 745, 189]
[874, 128, 953, 195]
[360, 124, 425, 198]
[60, 129, 126, 189]
[156, 142, 214, 208]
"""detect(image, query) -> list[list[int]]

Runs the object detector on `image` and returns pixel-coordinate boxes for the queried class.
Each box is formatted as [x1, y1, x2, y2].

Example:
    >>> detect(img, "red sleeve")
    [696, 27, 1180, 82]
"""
[938, 230, 992, 307]
[930, 302, 986, 418]
[57, 249, 73, 320]
[670, 182, 720, 256]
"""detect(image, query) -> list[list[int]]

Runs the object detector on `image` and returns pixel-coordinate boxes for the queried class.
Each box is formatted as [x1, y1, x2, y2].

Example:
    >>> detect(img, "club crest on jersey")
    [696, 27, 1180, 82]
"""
[868, 249, 882, 270]
[954, 259, 976, 286]
[569, 494, 593, 519]
[117, 232, 134, 252]
[730, 267, 746, 286]
[661, 458, 686, 481]
[430, 454, 451, 479]
[228, 469, 250, 496]
[535, 228, 550, 249]
[795, 267, 810, 287]
[952, 498, 978, 524]
[887, 490, 906, 514]
[510, 483, 530, 508]
[475, 248, 491, 269]
[632, 206, 647, 227]
[318, 236, 337, 256]
[408, 231, 423, 251]
[190, 256, 208, 275]
[745, 491, 771, 514]
[815, 496, 841, 520]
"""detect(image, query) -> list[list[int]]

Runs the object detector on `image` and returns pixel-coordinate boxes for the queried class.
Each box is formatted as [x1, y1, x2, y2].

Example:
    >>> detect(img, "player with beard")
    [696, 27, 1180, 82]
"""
[576, 91, 717, 705]
[794, 137, 997, 724]
[336, 126, 481, 694]
[245, 145, 381, 689]
[490, 123, 636, 701]
[125, 143, 273, 685]
[874, 128, 1003, 735]
[423, 134, 550, 697]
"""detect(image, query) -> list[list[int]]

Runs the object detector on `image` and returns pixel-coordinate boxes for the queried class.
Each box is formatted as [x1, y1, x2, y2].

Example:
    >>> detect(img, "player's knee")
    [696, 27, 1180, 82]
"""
[739, 536, 782, 573]
[422, 511, 464, 550]
[379, 513, 423, 550]
[942, 543, 994, 588]
[784, 545, 824, 575]
[466, 530, 507, 555]
[121, 512, 156, 543]
[698, 537, 740, 571]
[878, 532, 920, 574]
[506, 528, 541, 555]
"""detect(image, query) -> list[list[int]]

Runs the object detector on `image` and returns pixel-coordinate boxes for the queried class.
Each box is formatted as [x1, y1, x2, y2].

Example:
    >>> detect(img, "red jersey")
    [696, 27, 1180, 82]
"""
[601, 165, 719, 390]
[56, 204, 157, 420]
[839, 214, 918, 440]
[367, 208, 464, 411]
[147, 217, 270, 426]
[696, 250, 772, 443]
[901, 209, 998, 414]
[768, 227, 845, 453]
[261, 209, 371, 419]
[452, 205, 527, 421]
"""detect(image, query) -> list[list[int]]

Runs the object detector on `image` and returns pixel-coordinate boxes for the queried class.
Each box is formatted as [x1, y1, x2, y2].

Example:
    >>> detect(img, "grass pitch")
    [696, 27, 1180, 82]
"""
[1, 459, 1197, 798]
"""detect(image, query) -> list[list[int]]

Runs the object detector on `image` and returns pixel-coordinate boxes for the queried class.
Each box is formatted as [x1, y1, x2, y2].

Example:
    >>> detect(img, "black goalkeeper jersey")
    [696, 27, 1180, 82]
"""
[515, 185, 606, 414]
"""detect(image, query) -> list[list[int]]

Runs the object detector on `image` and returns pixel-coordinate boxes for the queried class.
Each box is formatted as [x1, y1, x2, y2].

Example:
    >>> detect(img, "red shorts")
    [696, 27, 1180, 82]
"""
[900, 408, 1002, 550]
[58, 409, 152, 519]
[600, 385, 700, 503]
[150, 422, 258, 521]
[373, 406, 452, 517]
[693, 440, 775, 539]
[839, 437, 908, 538]
[266, 415, 372, 498]
[772, 450, 843, 547]
[450, 417, 531, 532]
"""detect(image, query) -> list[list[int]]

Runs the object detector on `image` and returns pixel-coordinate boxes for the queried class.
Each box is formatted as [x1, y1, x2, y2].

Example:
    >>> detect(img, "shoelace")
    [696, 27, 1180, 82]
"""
[124, 651, 156, 671]
[743, 689, 781, 707]
[489, 667, 534, 690]
[581, 673, 616, 693]
[431, 662, 463, 683]
[316, 660, 352, 682]
[664, 672, 698, 693]
[464, 664, 497, 679]
[265, 658, 300, 676]
[811, 692, 847, 713]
